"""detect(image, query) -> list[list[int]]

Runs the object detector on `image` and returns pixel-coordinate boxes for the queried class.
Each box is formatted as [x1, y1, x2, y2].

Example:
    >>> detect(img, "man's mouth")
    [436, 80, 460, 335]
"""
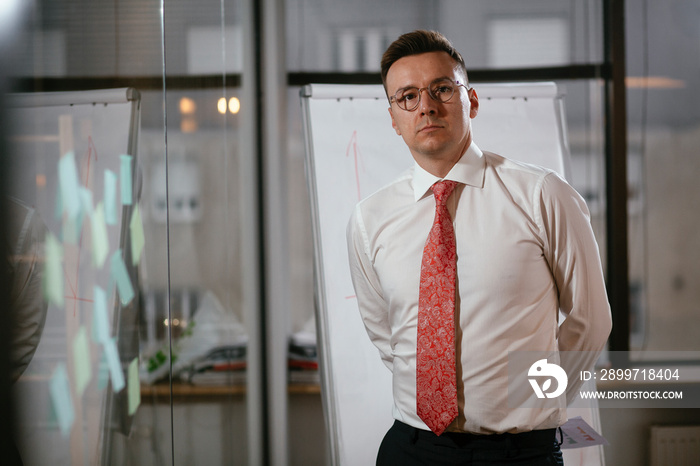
[419, 124, 443, 133]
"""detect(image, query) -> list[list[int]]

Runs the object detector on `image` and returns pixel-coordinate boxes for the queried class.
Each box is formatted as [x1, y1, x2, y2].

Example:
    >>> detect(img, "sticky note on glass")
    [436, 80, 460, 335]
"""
[97, 351, 109, 391]
[120, 154, 133, 206]
[73, 326, 91, 397]
[91, 202, 109, 268]
[92, 285, 110, 344]
[80, 187, 94, 216]
[104, 170, 118, 225]
[61, 209, 83, 245]
[43, 233, 64, 308]
[110, 250, 134, 306]
[130, 205, 145, 266]
[59, 151, 82, 219]
[49, 363, 75, 437]
[54, 183, 63, 221]
[128, 358, 141, 415]
[103, 337, 125, 392]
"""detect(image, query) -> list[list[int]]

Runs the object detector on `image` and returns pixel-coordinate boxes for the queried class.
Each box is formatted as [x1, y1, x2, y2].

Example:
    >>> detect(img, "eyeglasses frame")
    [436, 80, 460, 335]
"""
[389, 78, 471, 112]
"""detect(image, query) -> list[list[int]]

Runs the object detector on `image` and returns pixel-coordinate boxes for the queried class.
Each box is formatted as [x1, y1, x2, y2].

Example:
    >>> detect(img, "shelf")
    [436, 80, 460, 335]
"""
[140, 382, 321, 400]
[141, 383, 246, 398]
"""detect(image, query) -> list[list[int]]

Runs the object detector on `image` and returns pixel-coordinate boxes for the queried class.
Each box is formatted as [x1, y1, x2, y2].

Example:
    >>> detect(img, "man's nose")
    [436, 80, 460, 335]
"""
[418, 88, 438, 115]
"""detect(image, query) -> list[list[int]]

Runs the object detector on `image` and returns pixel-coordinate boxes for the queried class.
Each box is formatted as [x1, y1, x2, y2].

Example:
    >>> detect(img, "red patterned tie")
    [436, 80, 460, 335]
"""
[417, 180, 458, 436]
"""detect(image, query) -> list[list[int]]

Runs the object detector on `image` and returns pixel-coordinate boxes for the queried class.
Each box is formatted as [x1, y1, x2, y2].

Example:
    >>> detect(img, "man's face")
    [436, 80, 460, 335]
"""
[385, 51, 479, 175]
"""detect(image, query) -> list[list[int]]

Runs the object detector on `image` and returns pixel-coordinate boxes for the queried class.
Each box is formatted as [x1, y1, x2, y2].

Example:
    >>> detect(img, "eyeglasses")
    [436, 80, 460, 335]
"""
[389, 78, 469, 112]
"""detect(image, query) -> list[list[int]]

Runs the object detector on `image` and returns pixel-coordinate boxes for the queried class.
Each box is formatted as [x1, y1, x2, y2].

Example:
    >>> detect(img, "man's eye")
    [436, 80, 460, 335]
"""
[400, 91, 418, 101]
[434, 86, 452, 95]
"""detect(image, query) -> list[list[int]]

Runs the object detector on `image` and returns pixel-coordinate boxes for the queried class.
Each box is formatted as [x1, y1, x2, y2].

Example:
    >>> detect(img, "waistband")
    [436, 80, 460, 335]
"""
[392, 421, 560, 449]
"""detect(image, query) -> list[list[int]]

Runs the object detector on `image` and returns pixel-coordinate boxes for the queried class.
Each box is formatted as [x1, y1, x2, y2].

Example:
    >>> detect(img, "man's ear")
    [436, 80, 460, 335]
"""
[389, 107, 402, 135]
[468, 88, 479, 119]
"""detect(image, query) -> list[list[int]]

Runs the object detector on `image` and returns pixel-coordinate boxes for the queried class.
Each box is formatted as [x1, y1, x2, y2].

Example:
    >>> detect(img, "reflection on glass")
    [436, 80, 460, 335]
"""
[285, 0, 603, 72]
[625, 0, 700, 356]
[6, 0, 254, 463]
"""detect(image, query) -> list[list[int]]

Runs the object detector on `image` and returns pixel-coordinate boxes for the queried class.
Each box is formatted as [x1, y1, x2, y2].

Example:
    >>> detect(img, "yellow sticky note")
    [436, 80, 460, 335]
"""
[91, 202, 109, 268]
[129, 205, 145, 266]
[128, 357, 141, 415]
[43, 233, 64, 308]
[72, 326, 91, 397]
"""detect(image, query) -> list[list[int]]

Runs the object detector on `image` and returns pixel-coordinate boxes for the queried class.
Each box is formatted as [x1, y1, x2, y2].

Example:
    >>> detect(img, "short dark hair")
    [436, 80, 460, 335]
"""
[381, 30, 469, 91]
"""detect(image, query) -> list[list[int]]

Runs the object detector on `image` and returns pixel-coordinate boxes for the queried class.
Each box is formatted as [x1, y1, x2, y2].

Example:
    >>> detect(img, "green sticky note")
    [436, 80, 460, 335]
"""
[103, 337, 125, 392]
[128, 358, 141, 415]
[59, 151, 82, 220]
[104, 170, 118, 225]
[49, 363, 75, 437]
[110, 250, 134, 306]
[91, 202, 109, 268]
[120, 155, 133, 206]
[72, 326, 91, 397]
[43, 233, 64, 308]
[92, 285, 110, 344]
[129, 205, 145, 266]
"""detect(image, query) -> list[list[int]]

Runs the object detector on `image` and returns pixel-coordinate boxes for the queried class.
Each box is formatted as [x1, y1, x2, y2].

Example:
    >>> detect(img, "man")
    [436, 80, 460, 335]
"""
[347, 30, 612, 465]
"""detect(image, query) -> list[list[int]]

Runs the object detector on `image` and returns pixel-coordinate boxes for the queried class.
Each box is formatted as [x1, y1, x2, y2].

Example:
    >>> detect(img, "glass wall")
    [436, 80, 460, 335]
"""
[286, 0, 604, 72]
[3, 0, 261, 464]
[625, 0, 700, 356]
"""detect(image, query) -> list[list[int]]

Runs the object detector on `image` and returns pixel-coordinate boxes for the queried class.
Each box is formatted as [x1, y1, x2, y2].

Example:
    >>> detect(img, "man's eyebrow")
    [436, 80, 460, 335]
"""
[394, 85, 415, 94]
[395, 76, 453, 92]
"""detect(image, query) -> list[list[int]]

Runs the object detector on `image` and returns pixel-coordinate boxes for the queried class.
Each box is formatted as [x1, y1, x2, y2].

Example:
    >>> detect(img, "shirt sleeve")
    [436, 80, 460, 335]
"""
[538, 172, 612, 401]
[346, 204, 394, 371]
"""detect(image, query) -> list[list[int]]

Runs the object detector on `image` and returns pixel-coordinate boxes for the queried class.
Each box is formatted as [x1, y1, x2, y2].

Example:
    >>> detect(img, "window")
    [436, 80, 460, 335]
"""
[488, 17, 569, 68]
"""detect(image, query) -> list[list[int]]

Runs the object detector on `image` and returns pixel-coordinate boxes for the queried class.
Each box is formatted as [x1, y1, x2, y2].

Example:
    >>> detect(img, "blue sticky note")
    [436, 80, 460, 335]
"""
[54, 183, 63, 221]
[80, 186, 94, 216]
[103, 337, 125, 392]
[91, 203, 109, 268]
[97, 351, 109, 390]
[49, 363, 75, 437]
[110, 250, 134, 306]
[61, 207, 83, 245]
[92, 285, 110, 343]
[104, 170, 118, 225]
[59, 151, 82, 219]
[120, 155, 133, 206]
[80, 187, 94, 217]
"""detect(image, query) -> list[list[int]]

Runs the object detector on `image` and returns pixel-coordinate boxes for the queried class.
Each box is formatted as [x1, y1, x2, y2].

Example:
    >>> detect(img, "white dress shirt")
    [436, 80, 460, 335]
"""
[347, 142, 612, 434]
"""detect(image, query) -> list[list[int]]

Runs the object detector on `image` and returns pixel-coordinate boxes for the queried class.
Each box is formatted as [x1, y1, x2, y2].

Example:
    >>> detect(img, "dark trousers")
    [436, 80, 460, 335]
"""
[376, 421, 564, 466]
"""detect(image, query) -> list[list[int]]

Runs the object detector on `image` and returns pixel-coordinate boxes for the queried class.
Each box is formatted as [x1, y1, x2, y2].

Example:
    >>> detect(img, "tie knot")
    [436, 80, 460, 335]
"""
[431, 180, 457, 206]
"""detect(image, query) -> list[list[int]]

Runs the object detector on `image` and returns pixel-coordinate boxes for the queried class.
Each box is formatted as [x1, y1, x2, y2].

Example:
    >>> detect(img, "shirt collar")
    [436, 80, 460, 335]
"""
[412, 142, 486, 202]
